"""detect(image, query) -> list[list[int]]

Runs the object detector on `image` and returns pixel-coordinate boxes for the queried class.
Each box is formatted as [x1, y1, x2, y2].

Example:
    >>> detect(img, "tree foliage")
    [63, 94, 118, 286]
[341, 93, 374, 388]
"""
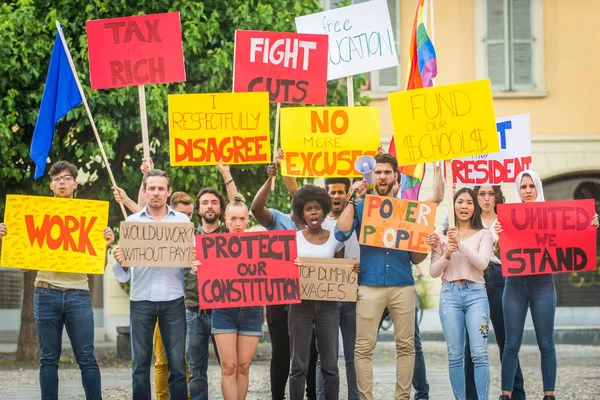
[0, 0, 369, 225]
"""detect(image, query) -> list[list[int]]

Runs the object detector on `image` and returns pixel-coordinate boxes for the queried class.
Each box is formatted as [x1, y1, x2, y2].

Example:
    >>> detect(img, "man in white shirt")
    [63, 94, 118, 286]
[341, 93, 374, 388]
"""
[113, 169, 189, 399]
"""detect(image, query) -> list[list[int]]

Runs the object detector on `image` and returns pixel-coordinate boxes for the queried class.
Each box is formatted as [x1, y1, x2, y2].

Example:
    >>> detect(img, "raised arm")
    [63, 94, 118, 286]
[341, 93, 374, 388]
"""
[217, 159, 238, 203]
[113, 186, 143, 214]
[250, 163, 278, 227]
[274, 148, 300, 197]
[135, 157, 153, 210]
[422, 163, 444, 205]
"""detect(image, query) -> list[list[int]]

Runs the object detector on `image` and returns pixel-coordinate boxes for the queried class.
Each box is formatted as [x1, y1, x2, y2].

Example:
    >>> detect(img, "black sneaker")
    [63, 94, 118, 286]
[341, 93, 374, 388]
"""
[499, 396, 510, 400]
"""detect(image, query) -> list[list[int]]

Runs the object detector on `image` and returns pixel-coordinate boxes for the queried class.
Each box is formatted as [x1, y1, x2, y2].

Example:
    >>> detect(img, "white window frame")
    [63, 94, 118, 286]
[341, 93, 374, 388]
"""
[474, 0, 546, 98]
[321, 0, 401, 95]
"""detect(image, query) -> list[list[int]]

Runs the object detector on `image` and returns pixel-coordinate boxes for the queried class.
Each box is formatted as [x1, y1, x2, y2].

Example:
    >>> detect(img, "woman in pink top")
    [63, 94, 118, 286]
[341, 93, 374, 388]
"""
[430, 188, 493, 399]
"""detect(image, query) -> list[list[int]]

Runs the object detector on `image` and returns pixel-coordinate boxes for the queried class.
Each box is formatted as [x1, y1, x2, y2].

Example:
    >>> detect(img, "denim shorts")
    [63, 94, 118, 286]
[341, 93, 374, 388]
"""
[211, 306, 263, 337]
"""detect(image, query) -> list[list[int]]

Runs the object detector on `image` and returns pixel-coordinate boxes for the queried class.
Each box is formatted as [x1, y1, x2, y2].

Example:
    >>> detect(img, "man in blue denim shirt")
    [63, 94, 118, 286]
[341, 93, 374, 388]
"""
[335, 154, 433, 400]
[113, 169, 189, 400]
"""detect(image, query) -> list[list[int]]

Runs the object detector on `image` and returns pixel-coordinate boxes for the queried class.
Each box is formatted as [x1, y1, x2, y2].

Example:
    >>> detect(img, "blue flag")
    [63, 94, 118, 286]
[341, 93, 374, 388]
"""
[30, 32, 82, 179]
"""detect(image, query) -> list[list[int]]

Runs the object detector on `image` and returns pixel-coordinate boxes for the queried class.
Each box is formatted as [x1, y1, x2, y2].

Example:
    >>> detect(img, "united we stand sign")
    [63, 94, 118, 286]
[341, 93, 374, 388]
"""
[233, 30, 329, 104]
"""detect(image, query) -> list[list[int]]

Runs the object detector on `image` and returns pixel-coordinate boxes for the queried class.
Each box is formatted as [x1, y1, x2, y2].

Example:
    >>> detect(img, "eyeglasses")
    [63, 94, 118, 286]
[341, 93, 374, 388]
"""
[51, 175, 74, 182]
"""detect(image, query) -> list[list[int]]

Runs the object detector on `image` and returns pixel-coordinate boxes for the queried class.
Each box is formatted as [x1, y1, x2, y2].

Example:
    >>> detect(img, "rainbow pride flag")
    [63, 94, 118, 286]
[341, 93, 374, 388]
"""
[389, 0, 437, 200]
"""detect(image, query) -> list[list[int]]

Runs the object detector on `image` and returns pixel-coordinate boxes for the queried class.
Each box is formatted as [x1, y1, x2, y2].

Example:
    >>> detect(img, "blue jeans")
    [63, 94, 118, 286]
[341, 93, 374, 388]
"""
[34, 287, 101, 400]
[502, 274, 557, 393]
[186, 309, 216, 400]
[439, 282, 490, 400]
[465, 264, 525, 400]
[316, 301, 359, 400]
[130, 297, 187, 400]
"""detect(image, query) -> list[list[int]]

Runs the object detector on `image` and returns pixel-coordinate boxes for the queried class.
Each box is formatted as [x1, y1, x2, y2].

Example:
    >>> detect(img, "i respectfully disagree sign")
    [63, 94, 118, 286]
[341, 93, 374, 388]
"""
[196, 231, 301, 309]
[1, 195, 108, 274]
[280, 106, 379, 177]
[169, 92, 270, 166]
[118, 222, 194, 267]
[295, 0, 398, 80]
[453, 114, 532, 185]
[233, 30, 328, 104]
[86, 12, 185, 89]
[498, 199, 597, 276]
[389, 80, 499, 166]
[360, 195, 436, 253]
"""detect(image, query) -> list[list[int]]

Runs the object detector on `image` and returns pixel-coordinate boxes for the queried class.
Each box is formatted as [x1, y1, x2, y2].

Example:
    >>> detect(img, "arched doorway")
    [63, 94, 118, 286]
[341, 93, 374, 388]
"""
[543, 172, 600, 307]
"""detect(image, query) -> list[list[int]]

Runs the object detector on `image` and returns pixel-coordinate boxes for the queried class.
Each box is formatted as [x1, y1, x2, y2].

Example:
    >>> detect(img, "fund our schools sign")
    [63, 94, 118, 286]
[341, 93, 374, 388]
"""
[1, 195, 109, 274]
[280, 106, 380, 177]
[295, 0, 399, 80]
[452, 114, 532, 185]
[233, 30, 328, 104]
[360, 195, 437, 254]
[196, 231, 301, 309]
[86, 12, 185, 89]
[388, 79, 499, 166]
[498, 199, 598, 276]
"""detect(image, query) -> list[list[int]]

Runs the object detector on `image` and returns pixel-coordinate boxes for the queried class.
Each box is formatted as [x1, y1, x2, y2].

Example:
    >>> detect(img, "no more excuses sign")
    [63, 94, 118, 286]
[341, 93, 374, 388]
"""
[86, 12, 185, 89]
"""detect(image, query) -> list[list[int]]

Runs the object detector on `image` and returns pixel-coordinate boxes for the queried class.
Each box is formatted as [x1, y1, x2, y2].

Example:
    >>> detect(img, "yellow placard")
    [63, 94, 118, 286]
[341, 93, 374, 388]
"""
[280, 106, 380, 177]
[360, 195, 437, 254]
[1, 195, 109, 274]
[168, 92, 271, 166]
[389, 79, 499, 166]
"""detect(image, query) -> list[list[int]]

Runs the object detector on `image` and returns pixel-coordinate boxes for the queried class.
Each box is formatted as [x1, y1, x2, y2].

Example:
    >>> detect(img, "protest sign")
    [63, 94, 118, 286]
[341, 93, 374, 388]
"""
[298, 257, 357, 301]
[295, 0, 398, 81]
[280, 106, 379, 177]
[168, 92, 271, 166]
[360, 194, 437, 253]
[452, 114, 532, 185]
[233, 30, 328, 104]
[196, 231, 301, 309]
[389, 79, 499, 166]
[1, 195, 108, 274]
[498, 199, 597, 276]
[86, 12, 185, 89]
[118, 222, 194, 267]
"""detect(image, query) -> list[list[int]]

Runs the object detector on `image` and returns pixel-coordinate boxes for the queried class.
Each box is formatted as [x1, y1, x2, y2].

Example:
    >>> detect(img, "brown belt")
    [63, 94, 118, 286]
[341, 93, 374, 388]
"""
[36, 281, 71, 291]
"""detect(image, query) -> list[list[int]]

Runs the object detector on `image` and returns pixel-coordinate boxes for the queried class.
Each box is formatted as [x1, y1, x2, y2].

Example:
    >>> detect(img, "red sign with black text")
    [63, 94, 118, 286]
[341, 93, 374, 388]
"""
[233, 30, 328, 104]
[196, 230, 301, 309]
[86, 12, 185, 89]
[498, 199, 597, 276]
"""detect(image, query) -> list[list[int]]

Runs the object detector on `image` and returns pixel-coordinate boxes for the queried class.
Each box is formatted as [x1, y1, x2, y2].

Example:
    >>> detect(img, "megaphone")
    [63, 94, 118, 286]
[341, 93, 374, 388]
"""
[354, 155, 376, 188]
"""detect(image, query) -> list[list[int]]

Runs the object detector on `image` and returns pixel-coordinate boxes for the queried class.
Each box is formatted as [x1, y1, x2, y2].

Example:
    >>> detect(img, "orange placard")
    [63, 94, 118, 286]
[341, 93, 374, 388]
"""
[360, 195, 437, 254]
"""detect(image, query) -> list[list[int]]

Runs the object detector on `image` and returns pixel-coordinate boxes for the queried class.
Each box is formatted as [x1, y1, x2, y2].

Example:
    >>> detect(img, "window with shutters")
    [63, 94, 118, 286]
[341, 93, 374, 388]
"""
[321, 0, 401, 93]
[475, 0, 545, 95]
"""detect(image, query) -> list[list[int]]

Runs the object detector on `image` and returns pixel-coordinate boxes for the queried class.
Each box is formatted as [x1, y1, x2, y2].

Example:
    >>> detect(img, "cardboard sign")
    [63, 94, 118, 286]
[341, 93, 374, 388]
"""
[233, 30, 329, 104]
[196, 231, 301, 309]
[168, 92, 271, 166]
[1, 195, 108, 274]
[298, 257, 357, 301]
[118, 222, 194, 267]
[388, 80, 499, 166]
[86, 12, 185, 89]
[280, 106, 379, 177]
[360, 195, 437, 253]
[295, 0, 399, 80]
[498, 199, 598, 276]
[453, 114, 532, 185]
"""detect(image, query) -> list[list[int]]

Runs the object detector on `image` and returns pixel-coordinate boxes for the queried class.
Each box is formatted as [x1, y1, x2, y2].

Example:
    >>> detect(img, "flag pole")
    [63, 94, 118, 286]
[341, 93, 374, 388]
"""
[138, 85, 151, 160]
[346, 76, 354, 107]
[270, 102, 281, 191]
[56, 21, 127, 219]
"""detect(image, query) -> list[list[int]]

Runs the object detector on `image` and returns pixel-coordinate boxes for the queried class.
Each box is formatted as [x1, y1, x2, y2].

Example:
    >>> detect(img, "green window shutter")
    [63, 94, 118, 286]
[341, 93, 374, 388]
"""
[510, 0, 535, 89]
[486, 0, 510, 90]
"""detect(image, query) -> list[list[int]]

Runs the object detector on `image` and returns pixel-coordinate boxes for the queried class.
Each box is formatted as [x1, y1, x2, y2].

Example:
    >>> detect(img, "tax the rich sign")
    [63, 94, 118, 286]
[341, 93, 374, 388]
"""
[168, 92, 271, 166]
[118, 222, 195, 267]
[1, 195, 109, 274]
[497, 199, 598, 276]
[452, 114, 532, 185]
[295, 0, 398, 81]
[280, 106, 379, 177]
[233, 30, 328, 104]
[388, 79, 499, 166]
[196, 231, 301, 309]
[86, 12, 185, 89]
[360, 195, 437, 254]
